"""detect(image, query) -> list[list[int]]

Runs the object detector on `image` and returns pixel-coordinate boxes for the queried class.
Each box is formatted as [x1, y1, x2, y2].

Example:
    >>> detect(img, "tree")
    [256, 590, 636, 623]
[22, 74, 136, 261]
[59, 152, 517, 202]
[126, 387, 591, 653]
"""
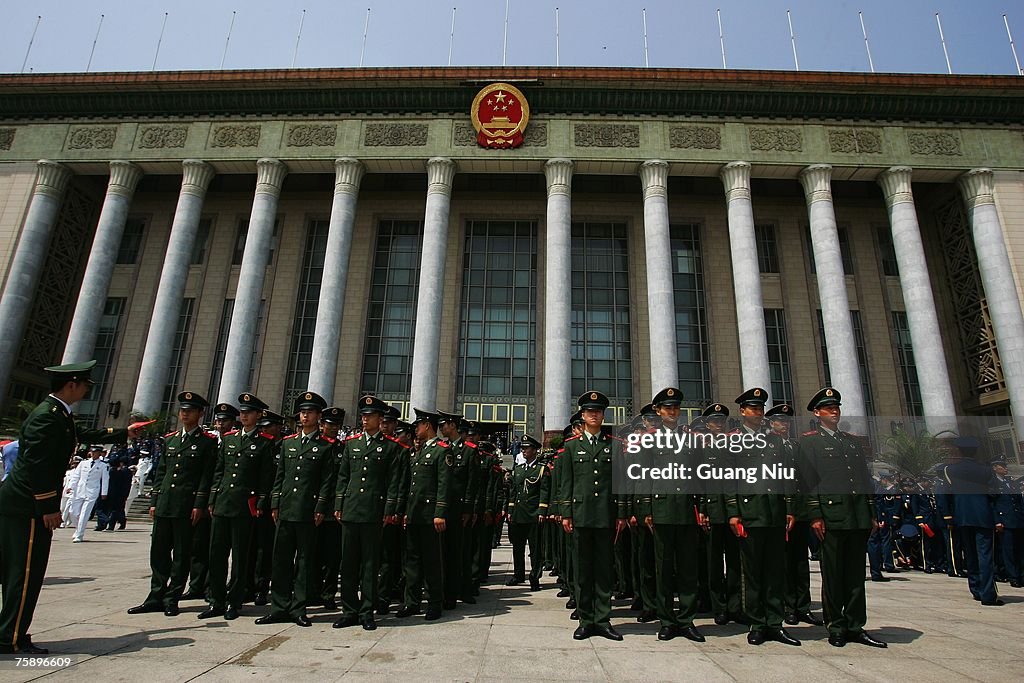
[882, 429, 944, 480]
[0, 400, 38, 437]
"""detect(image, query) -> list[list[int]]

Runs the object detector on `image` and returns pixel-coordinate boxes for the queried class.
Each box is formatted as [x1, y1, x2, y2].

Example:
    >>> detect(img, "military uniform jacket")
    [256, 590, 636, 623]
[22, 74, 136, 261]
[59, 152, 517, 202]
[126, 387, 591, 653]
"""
[558, 432, 626, 528]
[799, 427, 875, 530]
[726, 428, 791, 528]
[506, 459, 550, 524]
[874, 484, 903, 527]
[0, 396, 127, 518]
[994, 477, 1024, 528]
[402, 437, 451, 524]
[696, 428, 738, 524]
[209, 430, 277, 517]
[151, 428, 218, 518]
[445, 438, 477, 509]
[271, 431, 336, 522]
[635, 427, 700, 525]
[335, 431, 404, 521]
[470, 448, 494, 516]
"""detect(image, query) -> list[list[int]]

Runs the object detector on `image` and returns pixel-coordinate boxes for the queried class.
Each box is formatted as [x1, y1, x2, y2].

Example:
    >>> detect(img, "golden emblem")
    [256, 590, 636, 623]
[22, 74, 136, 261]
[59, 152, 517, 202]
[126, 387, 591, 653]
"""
[754, 389, 761, 397]
[590, 392, 598, 400]
[305, 393, 312, 400]
[365, 397, 373, 405]
[470, 82, 530, 148]
[185, 392, 192, 400]
[667, 389, 675, 396]
[825, 389, 834, 397]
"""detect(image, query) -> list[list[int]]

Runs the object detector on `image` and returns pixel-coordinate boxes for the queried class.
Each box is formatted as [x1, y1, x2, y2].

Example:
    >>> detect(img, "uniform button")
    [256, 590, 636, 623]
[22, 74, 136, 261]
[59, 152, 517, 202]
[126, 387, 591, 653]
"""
[594, 492, 599, 497]
[363, 467, 367, 471]
[173, 473, 177, 477]
[230, 484, 235, 488]
[295, 476, 299, 481]
[360, 488, 364, 493]
[171, 484, 175, 488]
[594, 481, 599, 485]
[593, 470, 598, 474]
[232, 473, 237, 478]
[294, 487, 298, 492]
[361, 477, 366, 482]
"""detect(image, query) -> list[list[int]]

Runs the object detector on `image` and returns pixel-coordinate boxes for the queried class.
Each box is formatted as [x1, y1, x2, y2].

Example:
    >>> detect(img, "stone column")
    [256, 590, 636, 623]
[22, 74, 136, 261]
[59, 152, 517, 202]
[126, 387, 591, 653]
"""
[639, 160, 679, 393]
[0, 160, 72, 400]
[308, 158, 365, 403]
[799, 164, 866, 418]
[543, 159, 574, 433]
[720, 161, 772, 398]
[877, 167, 957, 431]
[63, 161, 143, 364]
[408, 158, 456, 412]
[958, 168, 1024, 425]
[132, 160, 215, 416]
[218, 158, 287, 404]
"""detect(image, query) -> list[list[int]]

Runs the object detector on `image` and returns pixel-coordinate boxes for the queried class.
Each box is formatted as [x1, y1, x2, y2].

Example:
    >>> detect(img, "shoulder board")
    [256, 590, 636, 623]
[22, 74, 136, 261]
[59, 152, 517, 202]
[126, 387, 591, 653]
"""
[556, 448, 565, 454]
[802, 430, 817, 437]
[345, 433, 363, 441]
[608, 435, 625, 443]
[224, 430, 239, 436]
[438, 440, 450, 448]
[465, 440, 477, 448]
[200, 431, 218, 439]
[321, 435, 336, 445]
[259, 432, 274, 440]
[164, 430, 177, 438]
[283, 433, 299, 440]
[564, 435, 580, 443]
[383, 434, 405, 446]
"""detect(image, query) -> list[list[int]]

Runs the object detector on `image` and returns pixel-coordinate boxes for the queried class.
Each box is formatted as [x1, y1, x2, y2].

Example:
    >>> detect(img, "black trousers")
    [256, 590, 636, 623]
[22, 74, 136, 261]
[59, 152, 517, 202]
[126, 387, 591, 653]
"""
[0, 515, 52, 648]
[575, 527, 614, 628]
[784, 521, 812, 615]
[508, 521, 542, 582]
[186, 514, 211, 596]
[269, 520, 316, 619]
[144, 515, 195, 608]
[403, 523, 444, 612]
[341, 521, 383, 619]
[442, 504, 464, 602]
[819, 528, 870, 637]
[208, 514, 253, 610]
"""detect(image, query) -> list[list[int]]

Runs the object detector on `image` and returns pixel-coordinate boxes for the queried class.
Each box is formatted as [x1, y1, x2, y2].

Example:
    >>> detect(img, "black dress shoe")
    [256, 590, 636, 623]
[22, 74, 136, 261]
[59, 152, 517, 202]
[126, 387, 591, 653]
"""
[636, 609, 657, 623]
[981, 599, 1005, 606]
[164, 604, 180, 617]
[530, 579, 541, 591]
[322, 599, 338, 611]
[395, 605, 421, 618]
[1010, 580, 1022, 588]
[681, 626, 706, 643]
[565, 598, 577, 609]
[714, 613, 729, 626]
[747, 630, 766, 645]
[784, 612, 799, 626]
[225, 606, 239, 621]
[424, 610, 442, 621]
[573, 625, 592, 640]
[505, 578, 524, 586]
[127, 603, 163, 615]
[15, 640, 48, 655]
[592, 624, 623, 641]
[870, 576, 891, 582]
[850, 631, 887, 648]
[198, 607, 225, 620]
[770, 628, 801, 646]
[657, 625, 678, 641]
[362, 618, 377, 631]
[798, 612, 825, 626]
[557, 588, 571, 598]
[255, 613, 289, 625]
[333, 615, 359, 628]
[828, 633, 847, 647]
[179, 591, 203, 601]
[570, 609, 579, 620]
[254, 592, 269, 606]
[613, 591, 629, 600]
[295, 615, 312, 627]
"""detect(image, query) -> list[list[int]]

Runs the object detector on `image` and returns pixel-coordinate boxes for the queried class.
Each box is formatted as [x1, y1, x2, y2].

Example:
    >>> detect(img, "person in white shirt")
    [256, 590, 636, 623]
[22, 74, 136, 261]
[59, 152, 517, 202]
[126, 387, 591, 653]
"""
[125, 448, 153, 516]
[60, 459, 81, 527]
[66, 446, 110, 542]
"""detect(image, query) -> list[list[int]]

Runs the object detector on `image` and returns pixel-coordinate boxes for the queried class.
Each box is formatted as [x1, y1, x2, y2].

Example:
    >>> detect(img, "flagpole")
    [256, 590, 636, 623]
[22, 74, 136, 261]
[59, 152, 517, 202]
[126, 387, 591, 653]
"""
[360, 8, 370, 67]
[787, 9, 799, 71]
[502, 0, 509, 66]
[717, 8, 727, 69]
[1005, 14, 1023, 76]
[152, 12, 169, 71]
[936, 13, 952, 74]
[291, 9, 306, 68]
[20, 15, 41, 74]
[220, 11, 236, 69]
[859, 11, 875, 73]
[86, 14, 104, 72]
[642, 8, 649, 68]
[555, 7, 560, 67]
[448, 7, 456, 67]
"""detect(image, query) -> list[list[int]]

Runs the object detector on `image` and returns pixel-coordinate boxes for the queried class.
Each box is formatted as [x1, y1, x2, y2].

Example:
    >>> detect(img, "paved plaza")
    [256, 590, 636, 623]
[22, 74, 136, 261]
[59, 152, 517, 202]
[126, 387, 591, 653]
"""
[3, 523, 1023, 682]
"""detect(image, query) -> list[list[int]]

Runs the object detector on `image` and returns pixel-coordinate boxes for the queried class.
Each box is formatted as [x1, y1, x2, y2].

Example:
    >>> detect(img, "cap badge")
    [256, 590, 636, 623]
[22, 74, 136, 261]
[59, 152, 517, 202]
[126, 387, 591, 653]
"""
[590, 392, 597, 400]
[185, 392, 193, 400]
[754, 389, 761, 397]
[365, 397, 373, 404]
[825, 389, 834, 397]
[667, 389, 674, 396]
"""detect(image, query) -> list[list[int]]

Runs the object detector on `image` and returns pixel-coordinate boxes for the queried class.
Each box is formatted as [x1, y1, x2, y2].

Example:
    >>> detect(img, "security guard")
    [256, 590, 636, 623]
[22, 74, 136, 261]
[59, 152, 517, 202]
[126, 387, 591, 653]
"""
[801, 387, 887, 648]
[437, 410, 476, 609]
[247, 409, 285, 605]
[560, 391, 626, 641]
[333, 396, 404, 631]
[992, 457, 1023, 587]
[1, 361, 133, 654]
[314, 406, 346, 610]
[256, 391, 336, 627]
[128, 391, 217, 617]
[505, 435, 550, 590]
[396, 409, 451, 621]
[475, 439, 503, 590]
[377, 406, 408, 613]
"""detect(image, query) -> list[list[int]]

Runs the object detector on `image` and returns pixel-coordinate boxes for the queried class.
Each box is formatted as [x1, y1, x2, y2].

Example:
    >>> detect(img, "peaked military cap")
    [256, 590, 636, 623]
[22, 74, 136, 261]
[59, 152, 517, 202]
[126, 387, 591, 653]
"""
[953, 435, 980, 452]
[238, 393, 269, 411]
[702, 403, 729, 418]
[570, 410, 584, 426]
[464, 420, 480, 435]
[382, 404, 401, 421]
[437, 409, 463, 425]
[806, 387, 842, 411]
[991, 456, 1009, 466]
[88, 444, 106, 452]
[412, 408, 441, 427]
[358, 395, 389, 415]
[214, 402, 240, 419]
[258, 410, 285, 427]
[639, 403, 658, 419]
[765, 403, 794, 419]
[735, 387, 768, 407]
[578, 390, 610, 410]
[322, 407, 346, 424]
[294, 391, 327, 413]
[44, 359, 96, 383]
[652, 387, 683, 407]
[520, 434, 542, 450]
[177, 391, 209, 410]
[394, 420, 413, 435]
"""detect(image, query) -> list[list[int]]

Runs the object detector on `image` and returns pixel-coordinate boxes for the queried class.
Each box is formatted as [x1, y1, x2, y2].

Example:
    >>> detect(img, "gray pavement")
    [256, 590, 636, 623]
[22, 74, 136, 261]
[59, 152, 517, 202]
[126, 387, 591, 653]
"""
[4, 523, 1024, 682]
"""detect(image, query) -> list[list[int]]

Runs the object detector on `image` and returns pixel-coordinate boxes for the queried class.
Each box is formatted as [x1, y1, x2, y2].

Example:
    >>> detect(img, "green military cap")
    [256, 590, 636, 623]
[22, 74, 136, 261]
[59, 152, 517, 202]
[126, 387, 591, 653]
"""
[358, 394, 389, 415]
[477, 440, 495, 454]
[238, 393, 269, 411]
[178, 391, 209, 409]
[257, 410, 285, 427]
[562, 424, 575, 439]
[44, 359, 97, 383]
[294, 390, 327, 413]
[639, 402, 658, 418]
[214, 402, 240, 419]
[806, 386, 841, 411]
[570, 410, 584, 426]
[464, 420, 479, 435]
[394, 420, 413, 435]
[520, 434, 542, 450]
[412, 408, 441, 427]
[690, 415, 706, 429]
[652, 387, 683, 407]
[702, 402, 729, 418]
[458, 418, 472, 432]
[381, 404, 401, 422]
[765, 403, 794, 419]
[735, 387, 768, 407]
[322, 407, 346, 424]
[577, 390, 609, 410]
[437, 409, 462, 425]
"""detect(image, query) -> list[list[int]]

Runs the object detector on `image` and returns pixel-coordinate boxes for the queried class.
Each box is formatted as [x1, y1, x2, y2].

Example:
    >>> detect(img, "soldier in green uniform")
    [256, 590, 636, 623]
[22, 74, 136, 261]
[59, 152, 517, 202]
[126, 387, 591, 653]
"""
[332, 396, 404, 631]
[201, 393, 276, 620]
[560, 391, 627, 641]
[247, 409, 284, 606]
[726, 388, 800, 646]
[314, 406, 346, 610]
[396, 409, 451, 621]
[628, 415, 657, 623]
[128, 391, 218, 617]
[800, 387, 887, 648]
[1, 361, 134, 654]
[474, 439, 502, 589]
[255, 391, 336, 627]
[505, 435, 550, 590]
[377, 408, 408, 614]
[437, 410, 476, 609]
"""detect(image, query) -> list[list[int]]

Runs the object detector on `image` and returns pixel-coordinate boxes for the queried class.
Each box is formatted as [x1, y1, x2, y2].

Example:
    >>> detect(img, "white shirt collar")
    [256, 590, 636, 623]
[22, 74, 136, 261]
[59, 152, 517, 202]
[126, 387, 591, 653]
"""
[48, 394, 73, 415]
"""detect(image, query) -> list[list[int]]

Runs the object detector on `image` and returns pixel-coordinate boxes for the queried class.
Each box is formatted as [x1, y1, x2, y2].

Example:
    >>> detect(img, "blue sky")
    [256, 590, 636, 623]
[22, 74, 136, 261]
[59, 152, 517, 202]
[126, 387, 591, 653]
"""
[1, 0, 1022, 75]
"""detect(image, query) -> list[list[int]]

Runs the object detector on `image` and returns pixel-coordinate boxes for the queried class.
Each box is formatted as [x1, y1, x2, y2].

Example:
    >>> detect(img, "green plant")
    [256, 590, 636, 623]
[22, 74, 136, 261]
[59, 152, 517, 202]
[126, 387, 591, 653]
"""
[0, 400, 39, 436]
[882, 429, 944, 479]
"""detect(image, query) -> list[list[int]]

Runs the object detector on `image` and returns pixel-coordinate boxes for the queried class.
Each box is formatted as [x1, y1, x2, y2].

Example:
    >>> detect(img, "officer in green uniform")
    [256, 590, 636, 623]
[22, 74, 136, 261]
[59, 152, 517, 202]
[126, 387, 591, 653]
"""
[201, 393, 276, 621]
[1, 361, 133, 654]
[628, 416, 657, 623]
[560, 391, 627, 641]
[247, 409, 284, 606]
[377, 408, 408, 614]
[333, 396, 404, 631]
[800, 387, 887, 648]
[726, 388, 800, 646]
[505, 435, 550, 590]
[256, 391, 336, 627]
[437, 410, 476, 609]
[474, 439, 502, 589]
[128, 391, 218, 617]
[396, 409, 451, 621]
[638, 387, 705, 642]
[314, 406, 346, 610]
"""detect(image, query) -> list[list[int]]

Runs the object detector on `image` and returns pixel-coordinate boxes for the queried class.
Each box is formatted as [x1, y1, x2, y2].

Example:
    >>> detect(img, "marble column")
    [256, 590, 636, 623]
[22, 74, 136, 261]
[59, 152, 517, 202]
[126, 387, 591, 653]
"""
[720, 161, 772, 398]
[308, 158, 365, 403]
[799, 164, 866, 418]
[0, 160, 72, 401]
[877, 167, 957, 431]
[63, 161, 144, 364]
[639, 160, 679, 392]
[543, 159, 574, 432]
[132, 160, 215, 416]
[408, 158, 456, 412]
[958, 168, 1024, 425]
[218, 158, 287, 405]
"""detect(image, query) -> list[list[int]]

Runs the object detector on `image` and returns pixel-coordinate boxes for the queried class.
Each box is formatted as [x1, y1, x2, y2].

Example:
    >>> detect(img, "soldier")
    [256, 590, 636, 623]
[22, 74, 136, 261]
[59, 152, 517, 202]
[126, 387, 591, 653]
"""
[377, 412, 410, 614]
[128, 391, 217, 618]
[868, 472, 901, 580]
[1, 361, 134, 654]
[396, 409, 451, 621]
[255, 392, 336, 627]
[437, 410, 476, 609]
[627, 413, 657, 623]
[992, 457, 1023, 587]
[560, 391, 626, 641]
[474, 439, 503, 590]
[911, 478, 943, 574]
[313, 406, 346, 611]
[201, 393, 276, 620]
[505, 435, 550, 591]
[801, 387, 887, 647]
[332, 396, 404, 631]
[247, 409, 285, 605]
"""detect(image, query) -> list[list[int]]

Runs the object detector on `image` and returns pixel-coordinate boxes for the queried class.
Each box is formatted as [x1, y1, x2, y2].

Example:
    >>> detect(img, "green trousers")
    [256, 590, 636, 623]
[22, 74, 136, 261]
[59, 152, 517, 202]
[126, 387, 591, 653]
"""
[186, 514, 211, 597]
[614, 528, 634, 596]
[378, 523, 404, 604]
[784, 521, 812, 615]
[508, 521, 542, 581]
[737, 526, 787, 632]
[0, 516, 52, 649]
[313, 519, 342, 603]
[145, 515, 195, 608]
[269, 520, 316, 619]
[474, 520, 496, 586]
[208, 514, 253, 610]
[442, 503, 465, 603]
[653, 524, 700, 628]
[633, 527, 657, 609]
[820, 528, 871, 637]
[341, 521, 383, 619]
[575, 527, 614, 627]
[245, 514, 274, 597]
[459, 519, 478, 598]
[707, 523, 742, 616]
[403, 523, 444, 612]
